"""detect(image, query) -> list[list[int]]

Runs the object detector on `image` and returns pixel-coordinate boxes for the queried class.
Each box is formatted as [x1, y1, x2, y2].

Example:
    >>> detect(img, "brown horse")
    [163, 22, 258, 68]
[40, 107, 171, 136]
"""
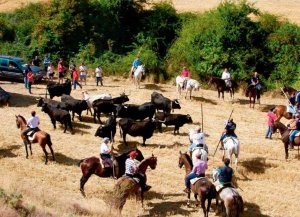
[208, 77, 238, 100]
[282, 86, 297, 96]
[272, 121, 300, 160]
[15, 115, 55, 164]
[112, 155, 157, 213]
[78, 149, 144, 197]
[178, 151, 216, 217]
[273, 105, 293, 122]
[245, 85, 260, 108]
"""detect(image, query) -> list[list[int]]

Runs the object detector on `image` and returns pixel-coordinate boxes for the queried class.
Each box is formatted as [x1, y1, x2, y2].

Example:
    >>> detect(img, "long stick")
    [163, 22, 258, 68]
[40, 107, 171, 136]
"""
[201, 103, 204, 132]
[213, 109, 234, 157]
[280, 87, 296, 114]
[111, 131, 115, 179]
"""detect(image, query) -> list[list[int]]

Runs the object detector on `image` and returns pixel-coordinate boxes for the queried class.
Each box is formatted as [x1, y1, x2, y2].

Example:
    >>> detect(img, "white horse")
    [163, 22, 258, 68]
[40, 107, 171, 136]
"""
[188, 128, 208, 163]
[222, 137, 240, 171]
[132, 65, 145, 89]
[176, 76, 200, 99]
[82, 91, 112, 115]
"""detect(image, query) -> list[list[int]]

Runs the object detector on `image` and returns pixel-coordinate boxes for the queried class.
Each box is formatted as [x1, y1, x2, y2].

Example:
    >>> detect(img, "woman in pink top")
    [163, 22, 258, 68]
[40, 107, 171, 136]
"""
[184, 153, 207, 193]
[266, 108, 276, 139]
[27, 70, 34, 94]
[181, 67, 190, 78]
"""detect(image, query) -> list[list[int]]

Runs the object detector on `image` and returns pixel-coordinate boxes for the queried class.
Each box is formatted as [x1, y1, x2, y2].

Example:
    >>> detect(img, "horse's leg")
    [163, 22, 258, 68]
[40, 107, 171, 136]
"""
[200, 198, 206, 217]
[207, 198, 212, 217]
[23, 140, 29, 159]
[284, 142, 289, 160]
[80, 171, 93, 197]
[42, 146, 48, 165]
[48, 144, 55, 161]
[187, 192, 191, 206]
[222, 91, 224, 100]
[29, 142, 32, 155]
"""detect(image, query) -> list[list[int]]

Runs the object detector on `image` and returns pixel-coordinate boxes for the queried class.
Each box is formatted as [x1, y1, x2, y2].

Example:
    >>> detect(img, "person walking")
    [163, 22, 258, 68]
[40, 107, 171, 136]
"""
[79, 63, 87, 85]
[27, 69, 34, 94]
[23, 64, 31, 89]
[95, 65, 103, 86]
[72, 68, 82, 90]
[266, 108, 276, 139]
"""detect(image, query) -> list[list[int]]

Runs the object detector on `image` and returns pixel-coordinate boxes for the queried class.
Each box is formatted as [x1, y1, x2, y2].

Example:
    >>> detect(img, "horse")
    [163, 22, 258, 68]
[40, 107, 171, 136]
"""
[212, 169, 244, 217]
[282, 86, 297, 96]
[78, 149, 144, 197]
[178, 151, 216, 217]
[176, 76, 200, 99]
[273, 105, 293, 122]
[132, 65, 145, 89]
[245, 85, 260, 108]
[15, 115, 55, 164]
[222, 136, 240, 171]
[208, 77, 238, 100]
[112, 154, 157, 213]
[271, 121, 300, 160]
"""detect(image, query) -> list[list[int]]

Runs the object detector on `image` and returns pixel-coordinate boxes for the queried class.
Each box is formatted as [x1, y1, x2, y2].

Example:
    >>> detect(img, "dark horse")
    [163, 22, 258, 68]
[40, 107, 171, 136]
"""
[245, 85, 260, 108]
[78, 149, 144, 197]
[282, 86, 297, 96]
[272, 121, 300, 160]
[208, 77, 238, 100]
[15, 115, 55, 164]
[112, 155, 157, 214]
[178, 151, 216, 217]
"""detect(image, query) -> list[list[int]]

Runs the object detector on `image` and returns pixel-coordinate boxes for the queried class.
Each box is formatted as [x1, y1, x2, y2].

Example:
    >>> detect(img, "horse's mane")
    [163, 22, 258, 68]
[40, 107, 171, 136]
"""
[183, 153, 193, 167]
[275, 121, 287, 130]
[17, 115, 26, 124]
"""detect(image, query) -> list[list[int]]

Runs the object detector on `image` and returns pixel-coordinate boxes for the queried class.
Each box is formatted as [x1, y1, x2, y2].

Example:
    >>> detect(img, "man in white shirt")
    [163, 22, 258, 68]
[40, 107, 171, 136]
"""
[79, 63, 87, 85]
[95, 66, 103, 86]
[221, 68, 232, 88]
[22, 111, 40, 144]
[99, 137, 112, 167]
[188, 127, 208, 154]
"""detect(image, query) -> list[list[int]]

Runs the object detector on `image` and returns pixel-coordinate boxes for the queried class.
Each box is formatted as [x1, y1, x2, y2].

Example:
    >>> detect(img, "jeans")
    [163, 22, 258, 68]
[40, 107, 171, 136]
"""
[289, 130, 299, 142]
[96, 77, 103, 86]
[265, 126, 272, 138]
[28, 82, 32, 94]
[185, 173, 204, 188]
[24, 77, 28, 89]
[73, 80, 82, 89]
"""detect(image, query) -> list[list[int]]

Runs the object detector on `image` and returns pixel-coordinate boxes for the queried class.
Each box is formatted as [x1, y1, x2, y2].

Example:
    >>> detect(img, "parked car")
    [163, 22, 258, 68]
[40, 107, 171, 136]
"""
[0, 56, 46, 81]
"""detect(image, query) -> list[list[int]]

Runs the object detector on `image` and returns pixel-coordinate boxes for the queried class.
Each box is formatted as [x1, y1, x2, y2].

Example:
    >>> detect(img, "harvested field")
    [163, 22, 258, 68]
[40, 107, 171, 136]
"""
[0, 76, 299, 217]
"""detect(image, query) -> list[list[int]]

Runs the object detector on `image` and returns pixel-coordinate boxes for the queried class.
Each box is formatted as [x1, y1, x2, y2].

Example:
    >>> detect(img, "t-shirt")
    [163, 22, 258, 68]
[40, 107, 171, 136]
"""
[181, 69, 190, 77]
[33, 58, 41, 67]
[58, 61, 64, 73]
[222, 71, 230, 80]
[95, 67, 102, 77]
[192, 159, 207, 175]
[72, 70, 79, 80]
[47, 65, 54, 74]
[43, 58, 50, 67]
[267, 111, 276, 126]
[100, 143, 110, 154]
[125, 158, 137, 175]
[27, 116, 39, 128]
[79, 65, 87, 75]
[133, 59, 141, 68]
[27, 72, 33, 82]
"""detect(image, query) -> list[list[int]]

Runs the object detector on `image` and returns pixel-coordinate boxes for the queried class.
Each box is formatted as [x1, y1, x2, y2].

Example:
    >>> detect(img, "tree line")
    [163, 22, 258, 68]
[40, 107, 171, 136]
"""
[0, 0, 299, 89]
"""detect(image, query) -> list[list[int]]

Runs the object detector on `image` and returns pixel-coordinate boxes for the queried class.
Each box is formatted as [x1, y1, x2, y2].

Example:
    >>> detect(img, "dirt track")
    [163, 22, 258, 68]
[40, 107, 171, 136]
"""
[0, 76, 300, 216]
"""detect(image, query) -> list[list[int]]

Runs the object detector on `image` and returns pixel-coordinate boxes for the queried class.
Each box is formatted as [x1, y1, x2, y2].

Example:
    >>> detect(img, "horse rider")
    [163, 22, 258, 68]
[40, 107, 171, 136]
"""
[181, 67, 190, 89]
[221, 67, 231, 88]
[131, 56, 142, 77]
[288, 114, 300, 149]
[22, 111, 40, 145]
[125, 150, 151, 192]
[220, 119, 237, 150]
[295, 91, 300, 113]
[287, 93, 297, 117]
[213, 158, 234, 192]
[188, 127, 208, 155]
[100, 137, 113, 168]
[184, 153, 208, 193]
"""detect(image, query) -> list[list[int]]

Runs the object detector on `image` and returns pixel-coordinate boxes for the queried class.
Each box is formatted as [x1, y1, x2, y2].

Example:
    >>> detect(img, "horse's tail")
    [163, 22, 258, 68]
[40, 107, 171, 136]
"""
[46, 133, 52, 146]
[233, 193, 244, 215]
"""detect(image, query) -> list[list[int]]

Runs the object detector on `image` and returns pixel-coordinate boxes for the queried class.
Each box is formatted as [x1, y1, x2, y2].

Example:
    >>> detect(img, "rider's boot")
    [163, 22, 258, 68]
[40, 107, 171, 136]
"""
[289, 140, 294, 149]
[183, 187, 190, 194]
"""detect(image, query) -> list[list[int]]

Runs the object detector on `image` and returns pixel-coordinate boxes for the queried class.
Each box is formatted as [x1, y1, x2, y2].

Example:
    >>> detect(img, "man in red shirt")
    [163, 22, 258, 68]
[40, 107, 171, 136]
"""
[72, 68, 82, 90]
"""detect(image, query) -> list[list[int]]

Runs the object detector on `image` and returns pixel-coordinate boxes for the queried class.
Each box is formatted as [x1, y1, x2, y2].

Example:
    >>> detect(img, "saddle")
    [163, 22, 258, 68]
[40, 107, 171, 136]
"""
[216, 183, 234, 193]
[190, 177, 206, 185]
[27, 128, 39, 141]
[99, 158, 113, 168]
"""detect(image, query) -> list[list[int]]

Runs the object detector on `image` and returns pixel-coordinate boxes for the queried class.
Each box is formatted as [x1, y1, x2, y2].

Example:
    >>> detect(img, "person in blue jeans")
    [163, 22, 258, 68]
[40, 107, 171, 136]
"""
[289, 118, 300, 149]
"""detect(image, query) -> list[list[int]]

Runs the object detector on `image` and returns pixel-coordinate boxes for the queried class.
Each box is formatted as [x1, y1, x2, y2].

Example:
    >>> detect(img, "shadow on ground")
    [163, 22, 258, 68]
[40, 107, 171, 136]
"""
[240, 157, 277, 174]
[54, 152, 81, 166]
[192, 96, 217, 105]
[242, 202, 271, 217]
[144, 84, 166, 92]
[147, 200, 197, 216]
[0, 145, 21, 158]
[9, 92, 38, 107]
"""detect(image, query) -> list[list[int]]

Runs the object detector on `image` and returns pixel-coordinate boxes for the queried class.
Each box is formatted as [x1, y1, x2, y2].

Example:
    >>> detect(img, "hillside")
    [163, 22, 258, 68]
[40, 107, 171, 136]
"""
[0, 0, 299, 25]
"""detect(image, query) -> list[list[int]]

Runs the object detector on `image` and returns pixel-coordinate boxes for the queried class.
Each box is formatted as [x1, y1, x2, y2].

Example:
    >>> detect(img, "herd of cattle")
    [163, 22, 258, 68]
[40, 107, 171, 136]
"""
[34, 80, 193, 146]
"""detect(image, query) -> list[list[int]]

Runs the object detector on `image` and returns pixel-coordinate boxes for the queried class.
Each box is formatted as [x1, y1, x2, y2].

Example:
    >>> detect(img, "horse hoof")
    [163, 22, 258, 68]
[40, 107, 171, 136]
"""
[80, 189, 86, 198]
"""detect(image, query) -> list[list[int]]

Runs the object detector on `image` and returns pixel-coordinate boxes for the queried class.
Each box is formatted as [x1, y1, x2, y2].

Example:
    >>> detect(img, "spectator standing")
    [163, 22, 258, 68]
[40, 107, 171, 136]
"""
[32, 55, 41, 67]
[27, 70, 34, 94]
[95, 66, 103, 86]
[57, 58, 65, 84]
[23, 64, 31, 89]
[47, 63, 55, 82]
[72, 68, 82, 90]
[79, 63, 87, 85]
[43, 55, 51, 72]
[266, 108, 276, 139]
[69, 61, 76, 81]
